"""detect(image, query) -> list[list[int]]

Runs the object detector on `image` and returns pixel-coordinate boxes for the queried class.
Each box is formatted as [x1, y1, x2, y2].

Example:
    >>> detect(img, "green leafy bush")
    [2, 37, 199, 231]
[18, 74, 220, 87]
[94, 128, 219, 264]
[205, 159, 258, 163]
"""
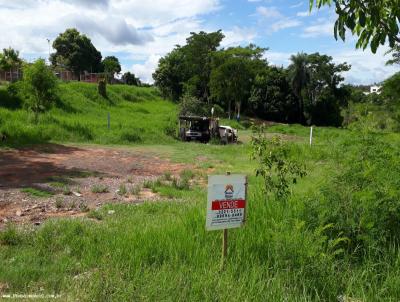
[20, 59, 58, 120]
[98, 79, 107, 98]
[251, 126, 306, 199]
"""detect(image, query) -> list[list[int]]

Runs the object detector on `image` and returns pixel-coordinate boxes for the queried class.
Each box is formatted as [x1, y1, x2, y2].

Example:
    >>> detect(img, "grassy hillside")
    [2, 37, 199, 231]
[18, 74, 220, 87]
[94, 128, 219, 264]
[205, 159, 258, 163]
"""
[0, 82, 177, 146]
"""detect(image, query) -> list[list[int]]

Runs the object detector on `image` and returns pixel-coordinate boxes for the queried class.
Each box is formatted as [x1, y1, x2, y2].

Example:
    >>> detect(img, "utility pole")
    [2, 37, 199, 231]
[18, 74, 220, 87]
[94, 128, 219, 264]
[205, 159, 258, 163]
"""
[46, 38, 51, 64]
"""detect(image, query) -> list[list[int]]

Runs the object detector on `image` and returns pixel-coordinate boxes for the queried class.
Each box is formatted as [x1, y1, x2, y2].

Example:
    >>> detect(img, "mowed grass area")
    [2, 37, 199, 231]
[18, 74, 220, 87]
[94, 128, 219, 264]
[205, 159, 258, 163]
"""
[1, 120, 400, 301]
[0, 82, 177, 146]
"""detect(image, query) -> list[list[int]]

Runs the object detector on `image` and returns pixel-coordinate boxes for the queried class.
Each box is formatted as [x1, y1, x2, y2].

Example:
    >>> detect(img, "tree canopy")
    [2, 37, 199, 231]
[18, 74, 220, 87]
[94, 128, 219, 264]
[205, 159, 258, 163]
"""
[102, 56, 121, 76]
[122, 72, 141, 86]
[0, 47, 23, 70]
[51, 28, 102, 75]
[153, 30, 351, 126]
[309, 0, 400, 53]
[153, 31, 225, 102]
[20, 59, 58, 120]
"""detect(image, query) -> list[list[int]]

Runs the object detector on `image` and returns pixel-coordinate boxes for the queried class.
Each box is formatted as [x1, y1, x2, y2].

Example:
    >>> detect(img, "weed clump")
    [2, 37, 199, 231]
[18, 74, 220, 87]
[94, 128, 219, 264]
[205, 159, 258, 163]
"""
[91, 184, 109, 193]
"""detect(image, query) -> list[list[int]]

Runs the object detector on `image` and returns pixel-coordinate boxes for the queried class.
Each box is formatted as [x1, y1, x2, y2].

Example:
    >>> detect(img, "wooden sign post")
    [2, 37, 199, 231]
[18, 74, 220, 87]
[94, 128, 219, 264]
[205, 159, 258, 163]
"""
[206, 173, 247, 269]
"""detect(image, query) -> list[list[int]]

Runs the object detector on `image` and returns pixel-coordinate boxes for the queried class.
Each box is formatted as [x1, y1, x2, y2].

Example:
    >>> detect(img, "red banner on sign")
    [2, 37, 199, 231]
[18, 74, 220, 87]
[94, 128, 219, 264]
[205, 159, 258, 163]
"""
[211, 199, 246, 210]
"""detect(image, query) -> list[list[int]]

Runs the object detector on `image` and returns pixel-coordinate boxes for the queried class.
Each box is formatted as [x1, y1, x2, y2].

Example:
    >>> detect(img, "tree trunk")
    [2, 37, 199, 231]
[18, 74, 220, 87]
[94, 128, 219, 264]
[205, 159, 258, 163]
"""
[228, 100, 231, 120]
[299, 96, 305, 125]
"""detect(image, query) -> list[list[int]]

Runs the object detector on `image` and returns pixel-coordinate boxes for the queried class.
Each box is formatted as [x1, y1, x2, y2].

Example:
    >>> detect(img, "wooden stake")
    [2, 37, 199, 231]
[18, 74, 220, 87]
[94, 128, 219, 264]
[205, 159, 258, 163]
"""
[221, 171, 231, 269]
[221, 228, 228, 267]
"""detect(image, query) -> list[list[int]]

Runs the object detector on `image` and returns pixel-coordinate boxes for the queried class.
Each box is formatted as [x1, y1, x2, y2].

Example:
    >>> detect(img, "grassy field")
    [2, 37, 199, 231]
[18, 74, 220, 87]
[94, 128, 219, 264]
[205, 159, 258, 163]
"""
[0, 82, 177, 147]
[1, 83, 400, 301]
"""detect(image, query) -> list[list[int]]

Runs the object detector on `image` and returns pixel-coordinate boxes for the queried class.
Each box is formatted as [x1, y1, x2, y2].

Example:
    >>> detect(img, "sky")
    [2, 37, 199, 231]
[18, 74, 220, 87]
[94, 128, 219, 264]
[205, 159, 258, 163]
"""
[0, 0, 398, 85]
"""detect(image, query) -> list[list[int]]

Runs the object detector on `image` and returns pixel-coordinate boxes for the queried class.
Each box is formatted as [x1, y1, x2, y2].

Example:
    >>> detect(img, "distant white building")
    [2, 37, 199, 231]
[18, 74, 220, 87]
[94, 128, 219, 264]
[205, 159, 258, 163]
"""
[363, 85, 382, 95]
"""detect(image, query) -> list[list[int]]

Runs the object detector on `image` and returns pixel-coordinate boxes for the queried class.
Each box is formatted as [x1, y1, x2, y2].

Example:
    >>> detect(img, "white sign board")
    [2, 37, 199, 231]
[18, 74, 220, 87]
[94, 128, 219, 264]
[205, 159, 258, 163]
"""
[206, 174, 247, 231]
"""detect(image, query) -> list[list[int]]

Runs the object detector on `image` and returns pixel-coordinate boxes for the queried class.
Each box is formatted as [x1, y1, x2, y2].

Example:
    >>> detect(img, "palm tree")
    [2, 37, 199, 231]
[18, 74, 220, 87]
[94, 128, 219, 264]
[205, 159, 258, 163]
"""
[288, 53, 309, 124]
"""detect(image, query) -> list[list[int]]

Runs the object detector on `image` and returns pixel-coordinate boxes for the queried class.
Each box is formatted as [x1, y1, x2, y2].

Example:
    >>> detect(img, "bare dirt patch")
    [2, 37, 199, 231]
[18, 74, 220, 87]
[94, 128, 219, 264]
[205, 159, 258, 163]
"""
[0, 144, 189, 228]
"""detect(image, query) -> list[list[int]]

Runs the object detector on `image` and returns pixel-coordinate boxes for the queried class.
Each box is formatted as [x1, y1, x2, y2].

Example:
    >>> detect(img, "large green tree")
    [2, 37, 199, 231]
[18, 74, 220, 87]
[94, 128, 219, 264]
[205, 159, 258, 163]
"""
[288, 52, 351, 125]
[153, 47, 187, 101]
[210, 56, 253, 119]
[0, 47, 23, 70]
[51, 28, 102, 76]
[309, 0, 400, 53]
[288, 53, 310, 124]
[182, 30, 225, 103]
[305, 53, 351, 125]
[153, 31, 224, 103]
[210, 45, 268, 119]
[102, 56, 121, 83]
[249, 67, 298, 122]
[102, 56, 121, 76]
[122, 72, 141, 86]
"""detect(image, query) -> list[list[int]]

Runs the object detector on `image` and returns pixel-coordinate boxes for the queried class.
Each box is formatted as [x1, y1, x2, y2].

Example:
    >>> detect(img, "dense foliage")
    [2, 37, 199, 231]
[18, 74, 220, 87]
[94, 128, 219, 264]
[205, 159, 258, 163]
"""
[102, 56, 121, 78]
[122, 72, 141, 86]
[0, 47, 23, 71]
[51, 28, 103, 76]
[153, 31, 352, 126]
[13, 59, 58, 121]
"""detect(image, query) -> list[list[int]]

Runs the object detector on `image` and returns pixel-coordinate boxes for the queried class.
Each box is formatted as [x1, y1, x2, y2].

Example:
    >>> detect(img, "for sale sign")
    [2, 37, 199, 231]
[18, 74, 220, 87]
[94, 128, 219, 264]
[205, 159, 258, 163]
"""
[206, 174, 247, 231]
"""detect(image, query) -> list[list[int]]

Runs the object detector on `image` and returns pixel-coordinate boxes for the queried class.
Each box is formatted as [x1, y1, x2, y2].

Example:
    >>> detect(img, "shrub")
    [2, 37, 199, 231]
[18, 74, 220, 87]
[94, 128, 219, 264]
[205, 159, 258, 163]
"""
[251, 125, 306, 200]
[118, 184, 127, 196]
[178, 93, 208, 116]
[98, 79, 107, 98]
[87, 209, 104, 220]
[91, 184, 109, 193]
[20, 59, 58, 121]
[130, 184, 141, 195]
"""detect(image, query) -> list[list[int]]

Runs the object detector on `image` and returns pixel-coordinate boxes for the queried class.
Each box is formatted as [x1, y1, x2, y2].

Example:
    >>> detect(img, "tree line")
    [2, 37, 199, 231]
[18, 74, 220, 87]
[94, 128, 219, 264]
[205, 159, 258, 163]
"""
[152, 31, 351, 126]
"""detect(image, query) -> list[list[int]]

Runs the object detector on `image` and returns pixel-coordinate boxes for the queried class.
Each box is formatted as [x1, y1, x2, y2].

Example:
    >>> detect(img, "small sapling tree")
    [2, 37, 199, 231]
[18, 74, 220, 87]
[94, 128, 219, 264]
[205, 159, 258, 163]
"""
[22, 59, 58, 121]
[251, 125, 306, 199]
[98, 78, 107, 98]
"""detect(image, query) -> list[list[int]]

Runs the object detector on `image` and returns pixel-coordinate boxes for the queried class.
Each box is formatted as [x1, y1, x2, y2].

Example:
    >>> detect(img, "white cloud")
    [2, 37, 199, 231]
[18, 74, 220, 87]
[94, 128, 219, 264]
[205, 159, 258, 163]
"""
[132, 54, 161, 84]
[265, 51, 293, 66]
[254, 6, 302, 33]
[301, 20, 333, 37]
[221, 26, 257, 47]
[256, 6, 283, 19]
[290, 2, 304, 8]
[271, 19, 302, 32]
[0, 0, 226, 83]
[297, 10, 316, 17]
[266, 46, 397, 85]
[330, 46, 398, 85]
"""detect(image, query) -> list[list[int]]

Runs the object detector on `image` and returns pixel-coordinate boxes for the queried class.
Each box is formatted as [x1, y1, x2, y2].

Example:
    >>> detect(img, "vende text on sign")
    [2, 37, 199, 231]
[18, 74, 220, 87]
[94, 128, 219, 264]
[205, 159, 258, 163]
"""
[206, 174, 247, 231]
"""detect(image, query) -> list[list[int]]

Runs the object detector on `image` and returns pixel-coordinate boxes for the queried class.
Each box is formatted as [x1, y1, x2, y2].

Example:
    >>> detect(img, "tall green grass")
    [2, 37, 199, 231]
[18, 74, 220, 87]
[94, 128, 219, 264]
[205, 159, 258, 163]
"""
[0, 82, 178, 146]
[1, 126, 400, 300]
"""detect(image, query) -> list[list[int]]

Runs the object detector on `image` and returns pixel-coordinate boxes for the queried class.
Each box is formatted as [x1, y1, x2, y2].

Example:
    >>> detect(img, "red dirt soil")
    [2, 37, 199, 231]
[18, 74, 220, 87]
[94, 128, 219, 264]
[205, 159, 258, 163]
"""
[0, 144, 189, 228]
